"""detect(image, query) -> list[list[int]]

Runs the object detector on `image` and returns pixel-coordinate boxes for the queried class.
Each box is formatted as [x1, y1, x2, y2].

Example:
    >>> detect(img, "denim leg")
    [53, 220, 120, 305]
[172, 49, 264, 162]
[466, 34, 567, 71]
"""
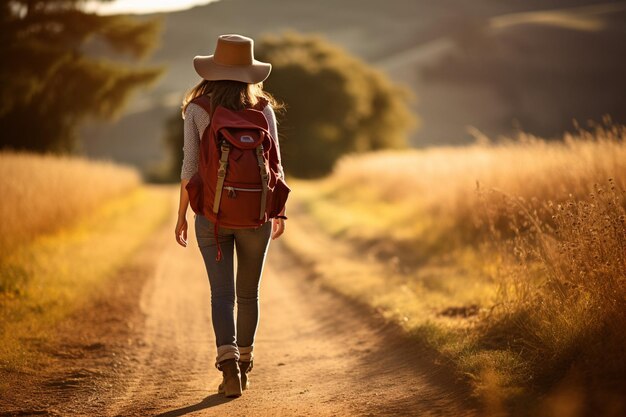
[234, 221, 272, 349]
[195, 215, 237, 351]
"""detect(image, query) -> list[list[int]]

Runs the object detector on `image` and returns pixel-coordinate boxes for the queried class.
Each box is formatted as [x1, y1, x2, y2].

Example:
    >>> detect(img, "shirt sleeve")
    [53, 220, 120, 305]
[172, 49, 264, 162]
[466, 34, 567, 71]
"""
[263, 104, 285, 179]
[180, 103, 209, 180]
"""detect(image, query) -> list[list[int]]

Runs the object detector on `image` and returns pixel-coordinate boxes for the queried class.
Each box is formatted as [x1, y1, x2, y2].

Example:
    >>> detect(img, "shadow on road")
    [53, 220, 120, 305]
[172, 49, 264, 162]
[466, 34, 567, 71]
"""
[155, 394, 236, 417]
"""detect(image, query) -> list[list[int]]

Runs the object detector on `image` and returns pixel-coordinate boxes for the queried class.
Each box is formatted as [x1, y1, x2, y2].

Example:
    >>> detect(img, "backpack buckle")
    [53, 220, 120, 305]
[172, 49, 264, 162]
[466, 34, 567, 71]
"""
[217, 160, 228, 177]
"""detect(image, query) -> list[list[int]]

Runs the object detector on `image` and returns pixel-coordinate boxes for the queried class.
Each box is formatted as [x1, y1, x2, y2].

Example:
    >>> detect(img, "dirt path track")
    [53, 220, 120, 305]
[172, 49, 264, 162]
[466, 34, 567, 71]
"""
[105, 191, 476, 417]
[2, 188, 478, 416]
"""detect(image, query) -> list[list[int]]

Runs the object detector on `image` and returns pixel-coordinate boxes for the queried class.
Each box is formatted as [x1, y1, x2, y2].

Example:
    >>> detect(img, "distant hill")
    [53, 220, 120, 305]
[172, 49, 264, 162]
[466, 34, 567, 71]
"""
[80, 0, 626, 175]
[414, 2, 626, 144]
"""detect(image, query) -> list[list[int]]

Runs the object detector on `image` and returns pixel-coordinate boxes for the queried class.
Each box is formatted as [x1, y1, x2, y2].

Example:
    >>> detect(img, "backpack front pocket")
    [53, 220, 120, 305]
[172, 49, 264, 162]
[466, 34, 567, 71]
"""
[217, 181, 263, 226]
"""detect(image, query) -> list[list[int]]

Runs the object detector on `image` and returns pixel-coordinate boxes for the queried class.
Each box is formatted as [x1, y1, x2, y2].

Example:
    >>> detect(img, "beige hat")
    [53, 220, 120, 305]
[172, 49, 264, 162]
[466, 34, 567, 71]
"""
[193, 34, 272, 84]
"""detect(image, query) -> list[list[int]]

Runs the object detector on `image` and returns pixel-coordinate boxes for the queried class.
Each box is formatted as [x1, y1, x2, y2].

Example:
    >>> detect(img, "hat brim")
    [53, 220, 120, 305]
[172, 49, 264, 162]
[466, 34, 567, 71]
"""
[193, 55, 272, 84]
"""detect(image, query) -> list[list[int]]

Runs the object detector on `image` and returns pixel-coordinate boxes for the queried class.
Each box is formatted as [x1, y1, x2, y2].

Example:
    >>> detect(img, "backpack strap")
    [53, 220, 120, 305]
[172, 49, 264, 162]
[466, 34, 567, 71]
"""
[255, 144, 270, 220]
[212, 141, 231, 262]
[191, 94, 212, 115]
[213, 141, 230, 215]
[252, 98, 272, 220]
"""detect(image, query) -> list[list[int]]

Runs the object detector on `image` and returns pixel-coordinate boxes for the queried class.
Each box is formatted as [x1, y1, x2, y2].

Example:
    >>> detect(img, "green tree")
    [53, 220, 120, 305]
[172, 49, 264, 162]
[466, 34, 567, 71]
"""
[0, 1, 163, 152]
[161, 31, 416, 180]
[257, 31, 417, 178]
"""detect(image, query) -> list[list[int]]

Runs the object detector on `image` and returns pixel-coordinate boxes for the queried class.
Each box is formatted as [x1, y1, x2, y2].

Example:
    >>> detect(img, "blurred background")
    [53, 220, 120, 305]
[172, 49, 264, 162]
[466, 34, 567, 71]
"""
[85, 0, 626, 178]
[3, 0, 626, 179]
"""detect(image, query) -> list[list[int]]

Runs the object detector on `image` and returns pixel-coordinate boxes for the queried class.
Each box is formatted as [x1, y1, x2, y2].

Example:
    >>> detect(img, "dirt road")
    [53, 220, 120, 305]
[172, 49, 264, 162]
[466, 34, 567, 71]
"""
[2, 188, 478, 416]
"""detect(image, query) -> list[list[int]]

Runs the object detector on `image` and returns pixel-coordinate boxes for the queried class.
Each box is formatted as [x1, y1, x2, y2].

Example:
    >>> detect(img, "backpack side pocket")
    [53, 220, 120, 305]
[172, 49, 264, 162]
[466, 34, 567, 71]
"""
[268, 177, 291, 218]
[186, 172, 204, 215]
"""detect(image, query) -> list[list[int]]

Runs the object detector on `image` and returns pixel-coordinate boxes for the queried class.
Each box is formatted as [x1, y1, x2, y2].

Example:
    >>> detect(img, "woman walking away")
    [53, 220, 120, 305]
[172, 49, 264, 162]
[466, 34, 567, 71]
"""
[174, 34, 290, 398]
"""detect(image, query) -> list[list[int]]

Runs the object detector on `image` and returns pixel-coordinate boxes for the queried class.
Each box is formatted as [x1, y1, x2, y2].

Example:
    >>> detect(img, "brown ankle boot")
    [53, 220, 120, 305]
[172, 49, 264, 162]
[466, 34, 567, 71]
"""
[239, 360, 253, 390]
[217, 358, 242, 397]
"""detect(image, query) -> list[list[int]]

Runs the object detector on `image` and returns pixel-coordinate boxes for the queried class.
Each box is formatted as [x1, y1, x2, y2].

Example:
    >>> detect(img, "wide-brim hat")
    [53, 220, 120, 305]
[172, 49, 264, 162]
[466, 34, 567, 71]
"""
[193, 34, 271, 84]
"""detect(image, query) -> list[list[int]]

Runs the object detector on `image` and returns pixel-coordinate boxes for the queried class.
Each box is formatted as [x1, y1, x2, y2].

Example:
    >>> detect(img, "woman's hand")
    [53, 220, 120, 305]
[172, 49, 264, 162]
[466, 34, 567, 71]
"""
[175, 216, 188, 247]
[176, 179, 191, 247]
[271, 218, 285, 240]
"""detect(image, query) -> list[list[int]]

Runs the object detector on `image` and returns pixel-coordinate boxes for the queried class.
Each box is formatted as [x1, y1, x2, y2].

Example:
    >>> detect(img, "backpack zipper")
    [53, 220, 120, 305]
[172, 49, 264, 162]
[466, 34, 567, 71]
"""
[224, 186, 262, 198]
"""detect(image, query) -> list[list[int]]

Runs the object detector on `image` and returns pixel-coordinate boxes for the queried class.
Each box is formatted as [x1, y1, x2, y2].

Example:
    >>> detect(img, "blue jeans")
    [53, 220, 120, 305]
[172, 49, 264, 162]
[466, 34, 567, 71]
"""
[194, 214, 272, 367]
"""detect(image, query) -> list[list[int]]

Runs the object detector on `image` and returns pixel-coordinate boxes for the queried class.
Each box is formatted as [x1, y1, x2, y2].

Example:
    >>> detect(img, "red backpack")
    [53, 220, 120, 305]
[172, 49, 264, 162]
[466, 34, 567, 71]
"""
[185, 95, 291, 261]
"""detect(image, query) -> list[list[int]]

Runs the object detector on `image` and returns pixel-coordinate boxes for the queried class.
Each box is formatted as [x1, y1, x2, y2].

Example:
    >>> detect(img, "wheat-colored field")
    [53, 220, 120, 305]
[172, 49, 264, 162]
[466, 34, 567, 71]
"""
[0, 152, 170, 371]
[0, 151, 140, 255]
[290, 123, 626, 413]
[321, 123, 626, 243]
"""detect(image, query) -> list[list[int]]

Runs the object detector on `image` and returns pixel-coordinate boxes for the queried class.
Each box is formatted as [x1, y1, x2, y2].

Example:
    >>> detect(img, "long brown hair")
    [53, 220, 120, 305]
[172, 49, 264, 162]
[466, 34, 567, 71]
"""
[181, 79, 284, 120]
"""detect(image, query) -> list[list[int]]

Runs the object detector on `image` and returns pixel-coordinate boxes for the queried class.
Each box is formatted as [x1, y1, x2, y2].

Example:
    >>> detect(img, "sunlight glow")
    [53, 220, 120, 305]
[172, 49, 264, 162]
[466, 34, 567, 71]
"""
[86, 0, 220, 15]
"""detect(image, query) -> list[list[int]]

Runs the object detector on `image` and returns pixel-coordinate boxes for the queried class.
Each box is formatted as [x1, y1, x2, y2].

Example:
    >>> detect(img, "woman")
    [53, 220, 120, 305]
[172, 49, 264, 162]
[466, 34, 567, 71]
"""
[174, 34, 287, 398]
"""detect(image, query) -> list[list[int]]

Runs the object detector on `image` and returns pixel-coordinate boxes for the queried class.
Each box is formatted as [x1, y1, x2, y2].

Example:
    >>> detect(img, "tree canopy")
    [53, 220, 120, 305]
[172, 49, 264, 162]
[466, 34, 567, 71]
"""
[162, 31, 417, 181]
[0, 0, 163, 152]
[257, 31, 417, 178]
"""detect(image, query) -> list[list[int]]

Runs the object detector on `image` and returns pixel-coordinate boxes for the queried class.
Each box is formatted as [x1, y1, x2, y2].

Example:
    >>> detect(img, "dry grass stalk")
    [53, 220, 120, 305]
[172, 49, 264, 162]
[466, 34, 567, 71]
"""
[0, 151, 140, 256]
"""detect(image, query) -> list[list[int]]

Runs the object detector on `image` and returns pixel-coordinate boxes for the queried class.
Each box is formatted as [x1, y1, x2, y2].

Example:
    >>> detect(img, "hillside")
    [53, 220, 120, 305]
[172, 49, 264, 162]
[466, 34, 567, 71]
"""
[80, 0, 626, 175]
[416, 2, 626, 144]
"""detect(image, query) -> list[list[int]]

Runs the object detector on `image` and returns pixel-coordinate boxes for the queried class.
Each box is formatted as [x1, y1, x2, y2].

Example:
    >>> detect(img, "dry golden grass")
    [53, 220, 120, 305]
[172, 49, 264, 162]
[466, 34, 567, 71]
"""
[321, 123, 626, 245]
[0, 186, 171, 372]
[290, 123, 626, 414]
[0, 153, 170, 374]
[479, 179, 626, 398]
[0, 151, 140, 256]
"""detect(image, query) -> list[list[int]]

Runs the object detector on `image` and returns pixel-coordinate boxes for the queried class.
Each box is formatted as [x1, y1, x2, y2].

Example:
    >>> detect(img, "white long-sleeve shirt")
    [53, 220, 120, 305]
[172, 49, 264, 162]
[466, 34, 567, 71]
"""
[180, 102, 284, 180]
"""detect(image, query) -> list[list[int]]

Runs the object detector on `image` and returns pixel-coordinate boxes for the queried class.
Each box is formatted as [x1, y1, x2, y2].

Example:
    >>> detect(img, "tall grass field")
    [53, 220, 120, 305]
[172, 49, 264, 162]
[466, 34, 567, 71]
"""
[288, 123, 626, 415]
[0, 151, 141, 256]
[0, 152, 170, 373]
